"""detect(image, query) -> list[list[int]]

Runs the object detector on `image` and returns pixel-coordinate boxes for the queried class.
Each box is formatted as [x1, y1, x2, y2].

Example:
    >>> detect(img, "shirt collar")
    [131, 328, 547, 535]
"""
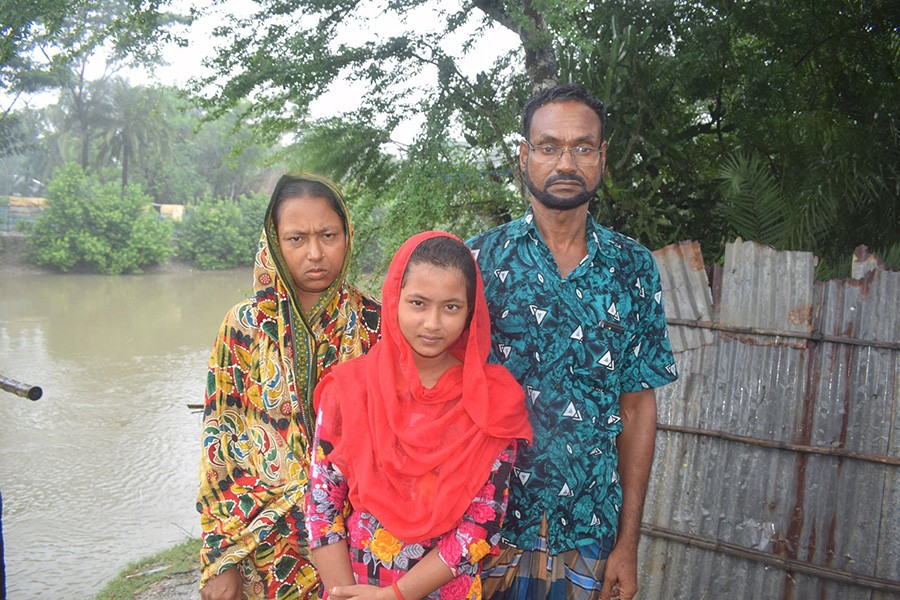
[515, 205, 617, 261]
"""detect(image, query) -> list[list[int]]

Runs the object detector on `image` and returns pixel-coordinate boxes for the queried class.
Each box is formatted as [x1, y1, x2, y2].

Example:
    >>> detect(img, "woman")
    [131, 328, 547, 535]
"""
[198, 173, 381, 600]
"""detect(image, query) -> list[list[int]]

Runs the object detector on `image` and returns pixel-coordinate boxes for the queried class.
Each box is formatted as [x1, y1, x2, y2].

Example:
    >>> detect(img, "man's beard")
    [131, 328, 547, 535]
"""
[524, 170, 601, 210]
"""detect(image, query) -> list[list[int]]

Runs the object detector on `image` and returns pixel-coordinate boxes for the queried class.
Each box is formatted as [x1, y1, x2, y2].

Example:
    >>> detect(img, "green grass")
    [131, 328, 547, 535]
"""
[93, 538, 201, 599]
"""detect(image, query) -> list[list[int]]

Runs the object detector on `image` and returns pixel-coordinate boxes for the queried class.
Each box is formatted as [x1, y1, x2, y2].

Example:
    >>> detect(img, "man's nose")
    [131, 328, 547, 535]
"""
[555, 148, 578, 172]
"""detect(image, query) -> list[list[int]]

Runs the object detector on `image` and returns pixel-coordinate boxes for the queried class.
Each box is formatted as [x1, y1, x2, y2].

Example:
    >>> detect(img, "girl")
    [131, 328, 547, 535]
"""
[306, 231, 532, 600]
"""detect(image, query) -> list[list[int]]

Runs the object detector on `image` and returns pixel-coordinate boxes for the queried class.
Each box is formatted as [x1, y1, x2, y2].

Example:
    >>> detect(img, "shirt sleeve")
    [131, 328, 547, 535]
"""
[435, 444, 517, 577]
[306, 390, 350, 549]
[619, 247, 678, 392]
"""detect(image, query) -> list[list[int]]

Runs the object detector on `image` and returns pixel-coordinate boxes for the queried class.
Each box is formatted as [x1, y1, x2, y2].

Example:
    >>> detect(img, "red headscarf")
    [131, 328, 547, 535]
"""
[313, 231, 532, 544]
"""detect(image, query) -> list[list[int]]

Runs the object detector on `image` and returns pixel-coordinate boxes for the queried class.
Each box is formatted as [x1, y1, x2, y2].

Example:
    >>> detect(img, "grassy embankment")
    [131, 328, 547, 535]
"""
[93, 538, 201, 599]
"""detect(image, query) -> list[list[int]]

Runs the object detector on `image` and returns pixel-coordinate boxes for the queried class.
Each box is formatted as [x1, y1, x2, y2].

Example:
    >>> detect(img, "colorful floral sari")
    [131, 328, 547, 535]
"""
[198, 174, 381, 599]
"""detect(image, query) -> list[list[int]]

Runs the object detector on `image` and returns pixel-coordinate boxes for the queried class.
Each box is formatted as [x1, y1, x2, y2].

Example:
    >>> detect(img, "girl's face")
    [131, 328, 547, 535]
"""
[275, 195, 347, 311]
[398, 262, 470, 367]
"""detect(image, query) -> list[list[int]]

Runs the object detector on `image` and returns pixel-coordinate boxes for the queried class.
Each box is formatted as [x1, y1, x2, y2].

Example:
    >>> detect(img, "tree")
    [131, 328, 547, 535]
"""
[191, 0, 898, 277]
[2, 81, 281, 209]
[24, 162, 174, 274]
[691, 1, 900, 275]
[1, 0, 183, 155]
[177, 192, 269, 269]
[0, 106, 52, 193]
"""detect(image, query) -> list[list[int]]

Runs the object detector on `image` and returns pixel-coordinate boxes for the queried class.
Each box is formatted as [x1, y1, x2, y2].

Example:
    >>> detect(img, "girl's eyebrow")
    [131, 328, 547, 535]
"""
[404, 290, 466, 302]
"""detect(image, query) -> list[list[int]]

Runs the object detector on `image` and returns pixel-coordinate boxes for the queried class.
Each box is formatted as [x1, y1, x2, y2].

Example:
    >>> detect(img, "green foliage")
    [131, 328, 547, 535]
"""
[1, 0, 180, 97]
[336, 135, 522, 282]
[717, 151, 789, 247]
[2, 81, 279, 209]
[190, 0, 897, 279]
[7, 1, 898, 280]
[1, 0, 184, 158]
[177, 192, 269, 270]
[24, 162, 174, 274]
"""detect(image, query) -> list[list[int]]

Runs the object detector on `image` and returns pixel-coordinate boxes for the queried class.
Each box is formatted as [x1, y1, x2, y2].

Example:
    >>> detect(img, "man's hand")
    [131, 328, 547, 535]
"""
[200, 565, 242, 600]
[598, 543, 638, 600]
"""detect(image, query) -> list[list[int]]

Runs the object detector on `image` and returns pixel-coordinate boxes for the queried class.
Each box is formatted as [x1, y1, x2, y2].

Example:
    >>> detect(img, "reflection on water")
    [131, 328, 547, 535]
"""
[0, 267, 251, 598]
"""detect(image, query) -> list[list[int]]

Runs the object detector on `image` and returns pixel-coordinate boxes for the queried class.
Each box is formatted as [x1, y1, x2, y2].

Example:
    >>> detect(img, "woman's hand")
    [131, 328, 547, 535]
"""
[200, 565, 242, 600]
[328, 584, 394, 600]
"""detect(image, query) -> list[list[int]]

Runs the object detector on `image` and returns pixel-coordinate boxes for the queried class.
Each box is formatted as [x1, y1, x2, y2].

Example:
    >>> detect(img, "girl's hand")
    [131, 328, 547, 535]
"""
[328, 584, 394, 600]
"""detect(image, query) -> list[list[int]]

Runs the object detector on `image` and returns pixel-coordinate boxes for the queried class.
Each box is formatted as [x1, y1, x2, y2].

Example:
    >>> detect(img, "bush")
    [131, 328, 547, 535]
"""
[177, 192, 269, 269]
[24, 163, 174, 274]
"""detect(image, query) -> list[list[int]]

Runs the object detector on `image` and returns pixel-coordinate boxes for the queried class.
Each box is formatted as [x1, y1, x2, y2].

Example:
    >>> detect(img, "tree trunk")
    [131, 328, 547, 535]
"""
[471, 0, 559, 92]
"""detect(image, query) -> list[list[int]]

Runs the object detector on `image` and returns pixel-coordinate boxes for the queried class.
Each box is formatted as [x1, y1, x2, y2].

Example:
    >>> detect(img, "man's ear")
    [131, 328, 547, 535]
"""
[519, 139, 529, 172]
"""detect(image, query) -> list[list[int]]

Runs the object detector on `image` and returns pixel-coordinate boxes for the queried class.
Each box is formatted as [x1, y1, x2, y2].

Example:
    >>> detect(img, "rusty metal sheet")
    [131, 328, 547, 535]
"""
[644, 241, 899, 599]
[654, 240, 716, 352]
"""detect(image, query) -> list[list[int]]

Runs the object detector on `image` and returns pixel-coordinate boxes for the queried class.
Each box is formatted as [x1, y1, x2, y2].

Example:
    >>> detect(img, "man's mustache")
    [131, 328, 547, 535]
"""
[545, 174, 586, 188]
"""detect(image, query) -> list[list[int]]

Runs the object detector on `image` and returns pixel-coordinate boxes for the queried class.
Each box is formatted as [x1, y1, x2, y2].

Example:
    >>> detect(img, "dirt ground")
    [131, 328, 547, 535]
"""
[133, 570, 201, 600]
[0, 232, 47, 276]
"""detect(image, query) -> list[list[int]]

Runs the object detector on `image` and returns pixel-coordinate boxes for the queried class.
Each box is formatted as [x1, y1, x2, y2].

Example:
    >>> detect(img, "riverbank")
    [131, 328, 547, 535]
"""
[0, 231, 217, 277]
[93, 538, 201, 599]
[0, 232, 47, 277]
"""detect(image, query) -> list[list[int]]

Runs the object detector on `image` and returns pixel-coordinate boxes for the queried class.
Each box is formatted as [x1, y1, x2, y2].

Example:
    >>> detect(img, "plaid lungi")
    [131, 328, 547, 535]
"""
[481, 519, 614, 600]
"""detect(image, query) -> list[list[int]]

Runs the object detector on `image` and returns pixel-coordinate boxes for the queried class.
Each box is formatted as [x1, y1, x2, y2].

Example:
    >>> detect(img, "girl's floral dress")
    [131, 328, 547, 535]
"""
[306, 429, 517, 600]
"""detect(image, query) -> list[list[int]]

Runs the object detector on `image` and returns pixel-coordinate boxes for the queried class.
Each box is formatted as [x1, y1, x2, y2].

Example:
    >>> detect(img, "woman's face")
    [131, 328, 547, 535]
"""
[275, 195, 347, 311]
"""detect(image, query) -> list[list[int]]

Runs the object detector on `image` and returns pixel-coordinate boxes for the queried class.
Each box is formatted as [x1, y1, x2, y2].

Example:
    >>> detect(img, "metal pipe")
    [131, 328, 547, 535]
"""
[666, 318, 900, 351]
[0, 375, 42, 400]
[641, 523, 900, 594]
[657, 422, 900, 467]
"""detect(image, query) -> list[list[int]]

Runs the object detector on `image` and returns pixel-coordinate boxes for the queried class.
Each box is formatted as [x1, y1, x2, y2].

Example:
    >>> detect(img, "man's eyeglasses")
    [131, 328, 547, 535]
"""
[525, 141, 603, 166]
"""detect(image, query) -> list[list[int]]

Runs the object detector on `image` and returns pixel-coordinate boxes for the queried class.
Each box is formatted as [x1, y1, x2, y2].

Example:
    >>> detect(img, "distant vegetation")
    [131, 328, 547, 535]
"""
[25, 164, 174, 274]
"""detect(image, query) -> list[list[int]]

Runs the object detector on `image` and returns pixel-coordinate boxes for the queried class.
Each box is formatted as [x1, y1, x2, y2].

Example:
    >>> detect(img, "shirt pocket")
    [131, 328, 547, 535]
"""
[574, 317, 628, 389]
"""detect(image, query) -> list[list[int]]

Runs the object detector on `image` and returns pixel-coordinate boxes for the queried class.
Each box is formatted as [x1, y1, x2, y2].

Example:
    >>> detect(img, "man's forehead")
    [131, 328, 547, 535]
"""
[531, 101, 602, 137]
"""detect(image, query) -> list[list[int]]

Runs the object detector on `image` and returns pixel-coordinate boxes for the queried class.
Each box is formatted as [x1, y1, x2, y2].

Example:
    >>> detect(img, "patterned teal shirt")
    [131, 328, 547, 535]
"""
[468, 208, 678, 553]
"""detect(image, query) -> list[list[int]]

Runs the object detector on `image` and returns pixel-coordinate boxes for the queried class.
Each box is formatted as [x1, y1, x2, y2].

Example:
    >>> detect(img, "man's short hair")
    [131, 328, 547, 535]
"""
[522, 84, 606, 143]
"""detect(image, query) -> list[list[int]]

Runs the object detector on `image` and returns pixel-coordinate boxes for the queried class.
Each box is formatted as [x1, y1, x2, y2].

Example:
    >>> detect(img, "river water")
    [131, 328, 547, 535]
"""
[0, 267, 251, 598]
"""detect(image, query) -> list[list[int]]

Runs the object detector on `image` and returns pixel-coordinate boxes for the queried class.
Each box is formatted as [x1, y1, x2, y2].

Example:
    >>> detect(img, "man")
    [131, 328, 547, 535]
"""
[468, 84, 678, 600]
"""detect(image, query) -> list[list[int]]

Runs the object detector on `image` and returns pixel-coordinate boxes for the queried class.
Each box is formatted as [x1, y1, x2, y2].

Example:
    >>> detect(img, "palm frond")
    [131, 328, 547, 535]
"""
[718, 150, 788, 246]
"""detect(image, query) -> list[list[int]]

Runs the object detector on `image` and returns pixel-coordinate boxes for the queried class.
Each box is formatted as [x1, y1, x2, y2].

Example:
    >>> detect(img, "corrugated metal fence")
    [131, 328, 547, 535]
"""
[642, 239, 899, 599]
[1, 196, 44, 231]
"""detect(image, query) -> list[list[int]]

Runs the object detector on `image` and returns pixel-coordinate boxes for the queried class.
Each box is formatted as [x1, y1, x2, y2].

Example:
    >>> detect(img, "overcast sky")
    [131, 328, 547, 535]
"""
[122, 0, 520, 140]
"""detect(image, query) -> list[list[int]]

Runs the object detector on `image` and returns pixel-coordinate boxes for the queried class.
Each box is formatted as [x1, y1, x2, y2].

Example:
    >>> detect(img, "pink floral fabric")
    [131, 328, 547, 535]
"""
[306, 426, 517, 600]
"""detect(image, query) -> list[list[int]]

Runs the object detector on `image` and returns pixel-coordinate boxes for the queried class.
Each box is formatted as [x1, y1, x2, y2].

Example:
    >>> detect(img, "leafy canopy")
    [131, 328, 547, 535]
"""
[24, 162, 174, 274]
[177, 193, 269, 270]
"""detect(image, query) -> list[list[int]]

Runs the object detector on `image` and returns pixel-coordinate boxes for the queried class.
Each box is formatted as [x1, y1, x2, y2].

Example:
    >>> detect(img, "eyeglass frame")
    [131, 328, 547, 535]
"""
[523, 140, 605, 166]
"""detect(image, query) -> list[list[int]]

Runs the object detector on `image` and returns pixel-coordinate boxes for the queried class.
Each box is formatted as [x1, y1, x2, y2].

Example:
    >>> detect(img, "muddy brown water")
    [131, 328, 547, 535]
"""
[0, 264, 250, 598]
